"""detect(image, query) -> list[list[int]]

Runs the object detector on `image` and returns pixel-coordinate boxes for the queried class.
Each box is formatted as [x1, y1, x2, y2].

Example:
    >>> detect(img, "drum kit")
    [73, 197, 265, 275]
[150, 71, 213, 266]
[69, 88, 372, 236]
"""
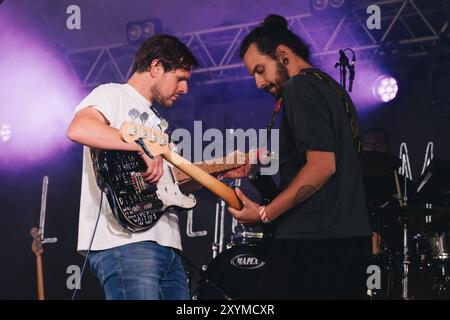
[189, 152, 450, 300]
[191, 224, 270, 300]
[363, 152, 450, 300]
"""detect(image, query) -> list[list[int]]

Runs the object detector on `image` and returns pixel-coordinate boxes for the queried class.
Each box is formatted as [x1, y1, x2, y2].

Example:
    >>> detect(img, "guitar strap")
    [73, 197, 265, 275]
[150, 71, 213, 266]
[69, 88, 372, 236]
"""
[248, 99, 282, 205]
[266, 98, 283, 141]
[299, 69, 362, 156]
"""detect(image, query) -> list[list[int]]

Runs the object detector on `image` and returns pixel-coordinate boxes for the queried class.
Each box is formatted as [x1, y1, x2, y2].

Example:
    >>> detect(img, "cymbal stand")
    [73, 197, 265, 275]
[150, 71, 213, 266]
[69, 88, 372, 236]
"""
[212, 200, 225, 259]
[394, 170, 410, 299]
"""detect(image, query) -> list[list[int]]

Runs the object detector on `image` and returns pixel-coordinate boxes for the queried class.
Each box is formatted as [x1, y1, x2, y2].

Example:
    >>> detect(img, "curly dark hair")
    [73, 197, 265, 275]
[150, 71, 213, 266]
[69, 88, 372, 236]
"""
[240, 14, 310, 62]
[131, 34, 199, 74]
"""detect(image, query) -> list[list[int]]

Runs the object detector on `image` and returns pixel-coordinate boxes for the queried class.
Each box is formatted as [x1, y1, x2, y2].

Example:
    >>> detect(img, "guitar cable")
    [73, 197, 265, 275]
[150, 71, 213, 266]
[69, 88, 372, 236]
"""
[71, 191, 103, 300]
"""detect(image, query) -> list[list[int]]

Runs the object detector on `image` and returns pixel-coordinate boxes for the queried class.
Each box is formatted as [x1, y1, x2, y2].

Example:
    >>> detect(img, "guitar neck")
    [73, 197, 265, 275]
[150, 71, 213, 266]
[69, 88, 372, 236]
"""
[36, 255, 45, 300]
[171, 154, 248, 184]
[162, 151, 243, 210]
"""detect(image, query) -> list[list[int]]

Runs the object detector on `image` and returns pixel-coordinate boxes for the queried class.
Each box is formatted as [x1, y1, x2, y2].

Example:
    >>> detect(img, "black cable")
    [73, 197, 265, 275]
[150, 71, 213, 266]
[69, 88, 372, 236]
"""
[71, 191, 103, 300]
[344, 48, 356, 92]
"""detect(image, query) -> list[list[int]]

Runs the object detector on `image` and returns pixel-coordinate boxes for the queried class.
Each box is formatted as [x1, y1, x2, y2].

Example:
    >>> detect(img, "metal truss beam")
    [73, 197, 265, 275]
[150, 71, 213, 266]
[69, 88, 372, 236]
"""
[65, 0, 449, 87]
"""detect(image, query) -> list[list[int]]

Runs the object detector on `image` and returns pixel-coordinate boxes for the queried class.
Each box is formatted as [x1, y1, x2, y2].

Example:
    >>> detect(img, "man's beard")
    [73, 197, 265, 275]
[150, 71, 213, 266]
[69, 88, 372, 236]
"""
[264, 61, 290, 100]
[150, 84, 173, 108]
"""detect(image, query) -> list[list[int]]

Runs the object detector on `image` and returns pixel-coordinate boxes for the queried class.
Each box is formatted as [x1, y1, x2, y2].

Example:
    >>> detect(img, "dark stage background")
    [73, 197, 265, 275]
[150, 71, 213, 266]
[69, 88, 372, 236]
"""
[0, 0, 449, 299]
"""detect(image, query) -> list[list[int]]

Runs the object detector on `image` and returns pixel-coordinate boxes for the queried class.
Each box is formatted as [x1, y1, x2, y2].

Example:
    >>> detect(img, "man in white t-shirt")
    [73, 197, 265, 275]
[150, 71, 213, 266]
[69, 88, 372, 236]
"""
[67, 35, 199, 300]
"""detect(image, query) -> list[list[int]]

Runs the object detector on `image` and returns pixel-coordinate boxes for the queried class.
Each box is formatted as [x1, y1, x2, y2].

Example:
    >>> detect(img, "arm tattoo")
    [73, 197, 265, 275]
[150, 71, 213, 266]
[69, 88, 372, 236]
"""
[292, 185, 317, 208]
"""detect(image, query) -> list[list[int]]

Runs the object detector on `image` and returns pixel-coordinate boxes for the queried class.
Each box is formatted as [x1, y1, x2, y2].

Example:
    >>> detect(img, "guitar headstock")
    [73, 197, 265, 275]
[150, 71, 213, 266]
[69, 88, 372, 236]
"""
[120, 109, 171, 158]
[30, 227, 43, 257]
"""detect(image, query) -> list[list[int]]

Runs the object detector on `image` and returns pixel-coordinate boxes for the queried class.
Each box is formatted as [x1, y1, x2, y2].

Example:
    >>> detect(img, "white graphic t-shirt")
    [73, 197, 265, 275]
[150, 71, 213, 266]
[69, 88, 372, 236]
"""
[74, 83, 181, 253]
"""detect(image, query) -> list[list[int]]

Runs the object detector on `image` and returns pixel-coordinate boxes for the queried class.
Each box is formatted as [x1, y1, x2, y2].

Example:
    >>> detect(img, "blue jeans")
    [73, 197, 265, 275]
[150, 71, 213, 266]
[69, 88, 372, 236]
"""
[88, 241, 190, 300]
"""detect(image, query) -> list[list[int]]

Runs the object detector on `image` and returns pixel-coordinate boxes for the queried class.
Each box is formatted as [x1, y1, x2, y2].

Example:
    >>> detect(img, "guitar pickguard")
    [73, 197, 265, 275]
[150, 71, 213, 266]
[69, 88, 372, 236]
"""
[91, 149, 196, 232]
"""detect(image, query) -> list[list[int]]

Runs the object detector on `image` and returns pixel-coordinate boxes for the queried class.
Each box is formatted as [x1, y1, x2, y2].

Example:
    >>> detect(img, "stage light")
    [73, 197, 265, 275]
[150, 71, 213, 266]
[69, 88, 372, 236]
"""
[329, 0, 345, 8]
[127, 24, 142, 42]
[311, 0, 328, 11]
[310, 0, 349, 17]
[373, 75, 398, 103]
[1, 124, 11, 142]
[142, 22, 155, 38]
[126, 19, 162, 45]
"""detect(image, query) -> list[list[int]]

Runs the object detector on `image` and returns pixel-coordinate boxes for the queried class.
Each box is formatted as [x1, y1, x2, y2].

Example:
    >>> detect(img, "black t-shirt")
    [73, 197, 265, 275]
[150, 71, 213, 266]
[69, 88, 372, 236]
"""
[275, 68, 372, 239]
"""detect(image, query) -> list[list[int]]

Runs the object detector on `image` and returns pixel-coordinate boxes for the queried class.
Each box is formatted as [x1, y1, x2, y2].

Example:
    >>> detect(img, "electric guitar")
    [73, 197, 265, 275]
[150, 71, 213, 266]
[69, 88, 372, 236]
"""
[92, 112, 246, 232]
[30, 227, 44, 300]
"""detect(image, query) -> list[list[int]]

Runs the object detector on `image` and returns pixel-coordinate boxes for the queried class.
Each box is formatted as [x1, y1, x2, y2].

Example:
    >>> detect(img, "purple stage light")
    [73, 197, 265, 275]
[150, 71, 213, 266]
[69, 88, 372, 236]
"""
[373, 75, 398, 103]
[0, 12, 83, 168]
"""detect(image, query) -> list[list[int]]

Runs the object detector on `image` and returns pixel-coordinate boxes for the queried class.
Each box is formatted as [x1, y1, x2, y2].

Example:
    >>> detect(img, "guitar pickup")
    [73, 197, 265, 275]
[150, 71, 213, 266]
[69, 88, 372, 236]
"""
[135, 138, 154, 159]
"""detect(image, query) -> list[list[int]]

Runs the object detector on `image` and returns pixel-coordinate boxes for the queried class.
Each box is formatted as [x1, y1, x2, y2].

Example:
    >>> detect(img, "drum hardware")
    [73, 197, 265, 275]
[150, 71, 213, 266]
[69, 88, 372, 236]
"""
[192, 241, 269, 300]
[373, 203, 450, 299]
[212, 199, 227, 259]
[180, 253, 232, 300]
[363, 150, 450, 299]
[401, 216, 410, 300]
[241, 231, 264, 241]
[191, 266, 232, 301]
[394, 165, 411, 300]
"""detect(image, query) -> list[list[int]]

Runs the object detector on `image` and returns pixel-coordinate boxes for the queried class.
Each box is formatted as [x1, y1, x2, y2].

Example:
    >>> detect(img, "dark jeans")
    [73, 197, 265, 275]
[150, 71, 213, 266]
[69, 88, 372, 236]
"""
[261, 236, 371, 299]
[88, 241, 190, 300]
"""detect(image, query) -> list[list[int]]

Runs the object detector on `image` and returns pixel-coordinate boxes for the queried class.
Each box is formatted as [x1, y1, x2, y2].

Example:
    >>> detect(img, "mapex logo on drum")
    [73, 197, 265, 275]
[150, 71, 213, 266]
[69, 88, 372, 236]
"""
[230, 254, 265, 269]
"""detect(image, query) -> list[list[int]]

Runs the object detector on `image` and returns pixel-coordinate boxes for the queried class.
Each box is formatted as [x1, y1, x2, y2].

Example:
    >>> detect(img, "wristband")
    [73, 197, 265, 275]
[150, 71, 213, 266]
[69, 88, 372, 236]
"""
[259, 206, 270, 224]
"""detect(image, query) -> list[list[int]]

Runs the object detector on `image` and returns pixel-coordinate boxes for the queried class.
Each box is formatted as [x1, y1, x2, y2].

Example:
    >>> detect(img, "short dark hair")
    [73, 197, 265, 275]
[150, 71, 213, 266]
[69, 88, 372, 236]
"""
[239, 14, 310, 61]
[131, 34, 199, 74]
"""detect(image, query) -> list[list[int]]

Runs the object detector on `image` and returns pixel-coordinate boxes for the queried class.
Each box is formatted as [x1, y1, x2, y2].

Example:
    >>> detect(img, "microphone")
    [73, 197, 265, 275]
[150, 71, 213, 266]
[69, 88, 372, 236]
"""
[339, 49, 349, 66]
[348, 53, 355, 92]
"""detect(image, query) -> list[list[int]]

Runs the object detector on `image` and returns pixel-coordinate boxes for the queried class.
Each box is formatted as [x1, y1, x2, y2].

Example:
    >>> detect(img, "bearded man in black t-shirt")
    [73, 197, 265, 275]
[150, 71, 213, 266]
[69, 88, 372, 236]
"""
[225, 14, 372, 299]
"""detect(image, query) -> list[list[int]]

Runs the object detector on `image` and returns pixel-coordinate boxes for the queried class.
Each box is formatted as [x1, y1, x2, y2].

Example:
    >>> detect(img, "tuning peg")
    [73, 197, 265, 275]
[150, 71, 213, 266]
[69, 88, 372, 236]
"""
[159, 119, 169, 145]
[128, 108, 141, 119]
[139, 112, 149, 123]
[159, 119, 168, 132]
[139, 112, 149, 138]
[149, 122, 158, 143]
[128, 108, 141, 136]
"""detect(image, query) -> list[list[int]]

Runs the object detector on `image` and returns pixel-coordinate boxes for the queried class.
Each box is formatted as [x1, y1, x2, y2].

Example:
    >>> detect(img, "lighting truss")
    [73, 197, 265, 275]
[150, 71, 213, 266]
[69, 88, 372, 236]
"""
[65, 0, 449, 87]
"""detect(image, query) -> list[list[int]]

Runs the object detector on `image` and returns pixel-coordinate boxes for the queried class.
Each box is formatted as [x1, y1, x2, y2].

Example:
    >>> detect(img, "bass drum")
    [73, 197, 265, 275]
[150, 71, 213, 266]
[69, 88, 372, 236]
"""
[193, 241, 270, 300]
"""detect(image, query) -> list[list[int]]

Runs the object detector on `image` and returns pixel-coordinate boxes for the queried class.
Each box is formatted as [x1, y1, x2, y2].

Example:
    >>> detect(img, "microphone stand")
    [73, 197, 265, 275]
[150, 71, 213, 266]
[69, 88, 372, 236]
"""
[335, 48, 356, 92]
[335, 49, 348, 90]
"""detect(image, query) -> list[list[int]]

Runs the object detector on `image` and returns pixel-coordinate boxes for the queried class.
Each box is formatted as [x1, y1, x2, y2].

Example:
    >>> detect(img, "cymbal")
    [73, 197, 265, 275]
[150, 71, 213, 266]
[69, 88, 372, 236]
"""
[361, 151, 402, 177]
[413, 159, 450, 206]
[379, 205, 437, 218]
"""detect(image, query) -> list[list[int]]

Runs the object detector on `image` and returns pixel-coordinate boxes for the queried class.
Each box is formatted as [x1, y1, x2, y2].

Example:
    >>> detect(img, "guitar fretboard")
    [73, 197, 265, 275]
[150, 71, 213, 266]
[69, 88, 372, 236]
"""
[171, 154, 249, 184]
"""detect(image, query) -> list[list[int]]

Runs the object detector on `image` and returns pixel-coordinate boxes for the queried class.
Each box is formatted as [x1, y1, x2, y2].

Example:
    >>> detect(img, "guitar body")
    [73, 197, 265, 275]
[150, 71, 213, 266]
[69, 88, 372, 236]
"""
[91, 149, 196, 232]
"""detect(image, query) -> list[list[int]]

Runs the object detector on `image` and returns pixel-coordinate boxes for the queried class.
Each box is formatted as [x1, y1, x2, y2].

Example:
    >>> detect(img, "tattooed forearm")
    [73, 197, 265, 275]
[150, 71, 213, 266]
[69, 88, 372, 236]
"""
[292, 185, 317, 208]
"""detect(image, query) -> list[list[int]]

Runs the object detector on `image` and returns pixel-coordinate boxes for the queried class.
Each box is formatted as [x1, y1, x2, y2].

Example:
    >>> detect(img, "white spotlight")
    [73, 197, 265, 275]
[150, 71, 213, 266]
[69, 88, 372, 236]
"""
[1, 124, 11, 142]
[373, 75, 398, 103]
